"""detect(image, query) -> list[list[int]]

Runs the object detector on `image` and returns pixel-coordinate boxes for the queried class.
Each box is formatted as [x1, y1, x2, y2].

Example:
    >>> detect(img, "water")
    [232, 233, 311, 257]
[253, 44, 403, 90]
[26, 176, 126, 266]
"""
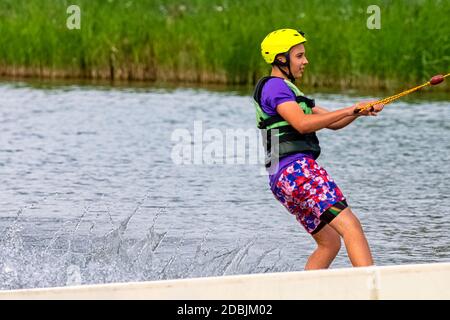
[0, 79, 449, 290]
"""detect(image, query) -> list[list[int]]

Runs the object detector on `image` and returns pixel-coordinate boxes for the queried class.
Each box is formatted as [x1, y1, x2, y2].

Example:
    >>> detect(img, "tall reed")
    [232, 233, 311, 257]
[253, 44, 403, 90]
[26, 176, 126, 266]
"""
[0, 0, 448, 88]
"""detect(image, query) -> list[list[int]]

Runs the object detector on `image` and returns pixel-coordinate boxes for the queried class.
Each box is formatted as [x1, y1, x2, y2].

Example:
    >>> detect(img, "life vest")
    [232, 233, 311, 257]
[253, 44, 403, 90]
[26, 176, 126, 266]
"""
[253, 76, 321, 168]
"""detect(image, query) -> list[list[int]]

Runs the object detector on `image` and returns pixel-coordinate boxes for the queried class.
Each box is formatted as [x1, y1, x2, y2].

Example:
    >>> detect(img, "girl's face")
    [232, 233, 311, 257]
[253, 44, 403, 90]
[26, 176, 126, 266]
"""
[289, 43, 309, 79]
[276, 43, 309, 79]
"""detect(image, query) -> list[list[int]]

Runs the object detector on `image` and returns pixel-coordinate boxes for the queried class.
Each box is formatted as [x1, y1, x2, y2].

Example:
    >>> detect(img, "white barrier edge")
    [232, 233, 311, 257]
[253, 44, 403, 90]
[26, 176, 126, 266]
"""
[1, 262, 450, 299]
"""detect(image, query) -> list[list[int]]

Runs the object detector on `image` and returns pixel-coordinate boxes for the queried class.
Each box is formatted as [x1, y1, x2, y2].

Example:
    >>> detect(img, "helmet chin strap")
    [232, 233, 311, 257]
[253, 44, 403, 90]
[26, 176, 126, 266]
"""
[274, 52, 295, 83]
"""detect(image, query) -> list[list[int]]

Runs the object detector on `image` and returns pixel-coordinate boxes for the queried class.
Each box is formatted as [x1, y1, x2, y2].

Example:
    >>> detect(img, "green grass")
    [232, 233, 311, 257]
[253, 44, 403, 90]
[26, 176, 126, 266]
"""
[0, 0, 448, 89]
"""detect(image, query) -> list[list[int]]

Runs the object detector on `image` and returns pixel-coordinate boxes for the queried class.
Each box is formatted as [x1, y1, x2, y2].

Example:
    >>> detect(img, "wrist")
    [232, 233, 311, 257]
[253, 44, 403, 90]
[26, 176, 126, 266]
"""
[347, 106, 357, 116]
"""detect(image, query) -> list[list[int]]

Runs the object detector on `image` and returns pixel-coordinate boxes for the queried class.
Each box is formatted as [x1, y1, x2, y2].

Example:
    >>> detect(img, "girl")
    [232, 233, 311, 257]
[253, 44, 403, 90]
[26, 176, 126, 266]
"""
[254, 28, 384, 270]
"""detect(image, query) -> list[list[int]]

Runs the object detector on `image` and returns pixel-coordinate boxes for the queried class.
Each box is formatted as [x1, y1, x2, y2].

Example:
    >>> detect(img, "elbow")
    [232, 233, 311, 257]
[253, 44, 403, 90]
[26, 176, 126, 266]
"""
[295, 124, 310, 134]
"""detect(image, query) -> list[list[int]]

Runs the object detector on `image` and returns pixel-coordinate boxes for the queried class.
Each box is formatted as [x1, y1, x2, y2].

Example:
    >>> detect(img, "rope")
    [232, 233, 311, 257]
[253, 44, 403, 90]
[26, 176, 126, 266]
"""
[355, 73, 449, 113]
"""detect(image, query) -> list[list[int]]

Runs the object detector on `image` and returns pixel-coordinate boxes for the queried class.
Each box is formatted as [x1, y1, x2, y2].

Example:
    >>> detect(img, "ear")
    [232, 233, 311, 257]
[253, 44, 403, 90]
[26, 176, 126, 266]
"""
[276, 55, 286, 64]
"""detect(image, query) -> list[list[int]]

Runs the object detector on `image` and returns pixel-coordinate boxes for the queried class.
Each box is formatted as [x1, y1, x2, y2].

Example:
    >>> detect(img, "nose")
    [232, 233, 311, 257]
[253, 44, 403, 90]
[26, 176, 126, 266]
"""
[303, 57, 309, 65]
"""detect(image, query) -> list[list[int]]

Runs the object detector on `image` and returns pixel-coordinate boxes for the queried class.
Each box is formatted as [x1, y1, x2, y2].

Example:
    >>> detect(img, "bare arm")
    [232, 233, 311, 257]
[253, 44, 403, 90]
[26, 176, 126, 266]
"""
[314, 103, 384, 130]
[276, 101, 355, 134]
[313, 105, 359, 130]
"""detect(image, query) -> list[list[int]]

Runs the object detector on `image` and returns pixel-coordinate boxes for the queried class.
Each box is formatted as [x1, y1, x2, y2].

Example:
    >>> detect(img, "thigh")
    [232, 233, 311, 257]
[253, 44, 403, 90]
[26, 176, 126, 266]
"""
[327, 207, 363, 236]
[312, 223, 341, 247]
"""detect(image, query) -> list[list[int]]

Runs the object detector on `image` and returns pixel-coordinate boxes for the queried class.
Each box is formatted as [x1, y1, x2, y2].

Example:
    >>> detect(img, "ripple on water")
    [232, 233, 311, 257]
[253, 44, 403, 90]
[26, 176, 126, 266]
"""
[0, 81, 449, 289]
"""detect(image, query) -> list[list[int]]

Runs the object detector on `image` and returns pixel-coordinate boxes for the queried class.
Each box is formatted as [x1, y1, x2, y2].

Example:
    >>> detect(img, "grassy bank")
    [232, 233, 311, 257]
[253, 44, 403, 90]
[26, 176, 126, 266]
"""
[0, 0, 449, 89]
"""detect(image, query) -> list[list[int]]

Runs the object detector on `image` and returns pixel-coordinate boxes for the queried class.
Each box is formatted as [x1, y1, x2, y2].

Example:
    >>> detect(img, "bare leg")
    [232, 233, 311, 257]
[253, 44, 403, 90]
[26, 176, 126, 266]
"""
[306, 224, 342, 270]
[328, 207, 374, 267]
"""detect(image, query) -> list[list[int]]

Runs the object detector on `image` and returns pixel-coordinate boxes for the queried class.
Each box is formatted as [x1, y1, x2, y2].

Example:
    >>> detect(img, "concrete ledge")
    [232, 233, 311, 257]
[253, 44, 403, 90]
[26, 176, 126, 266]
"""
[1, 262, 450, 299]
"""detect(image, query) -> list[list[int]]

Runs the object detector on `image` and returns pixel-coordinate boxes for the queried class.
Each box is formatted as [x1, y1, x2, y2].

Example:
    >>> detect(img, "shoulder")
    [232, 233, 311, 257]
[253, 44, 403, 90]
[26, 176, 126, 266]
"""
[263, 77, 291, 93]
[259, 78, 296, 115]
[261, 77, 296, 101]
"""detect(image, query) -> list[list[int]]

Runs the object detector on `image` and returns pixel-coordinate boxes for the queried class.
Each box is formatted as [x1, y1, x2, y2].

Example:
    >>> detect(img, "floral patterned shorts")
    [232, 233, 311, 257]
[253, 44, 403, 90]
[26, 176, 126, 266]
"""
[271, 156, 348, 235]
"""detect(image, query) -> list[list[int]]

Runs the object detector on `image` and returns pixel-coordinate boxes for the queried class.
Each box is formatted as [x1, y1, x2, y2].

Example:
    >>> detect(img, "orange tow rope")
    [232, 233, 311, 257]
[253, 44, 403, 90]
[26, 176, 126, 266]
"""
[354, 73, 450, 114]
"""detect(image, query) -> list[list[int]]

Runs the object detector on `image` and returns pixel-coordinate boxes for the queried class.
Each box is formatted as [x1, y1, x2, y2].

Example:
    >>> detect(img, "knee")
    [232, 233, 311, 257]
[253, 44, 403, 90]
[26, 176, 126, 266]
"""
[330, 237, 342, 253]
[317, 234, 342, 254]
[336, 208, 365, 235]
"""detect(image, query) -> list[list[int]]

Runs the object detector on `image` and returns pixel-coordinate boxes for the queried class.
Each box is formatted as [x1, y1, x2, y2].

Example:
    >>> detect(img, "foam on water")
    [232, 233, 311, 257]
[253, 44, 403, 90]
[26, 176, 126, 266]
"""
[0, 193, 288, 290]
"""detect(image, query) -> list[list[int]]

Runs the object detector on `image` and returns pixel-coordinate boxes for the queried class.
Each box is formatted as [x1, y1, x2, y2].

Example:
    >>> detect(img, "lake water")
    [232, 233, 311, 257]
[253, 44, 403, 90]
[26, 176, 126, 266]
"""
[0, 79, 449, 289]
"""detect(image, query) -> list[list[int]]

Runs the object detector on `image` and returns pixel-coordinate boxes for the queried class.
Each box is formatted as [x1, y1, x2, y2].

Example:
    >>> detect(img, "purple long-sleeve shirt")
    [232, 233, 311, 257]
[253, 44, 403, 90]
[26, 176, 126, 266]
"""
[259, 77, 315, 190]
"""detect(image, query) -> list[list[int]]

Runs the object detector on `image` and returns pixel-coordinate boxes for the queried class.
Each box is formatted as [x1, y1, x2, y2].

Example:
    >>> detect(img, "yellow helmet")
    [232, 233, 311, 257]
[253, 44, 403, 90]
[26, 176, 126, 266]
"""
[261, 29, 307, 64]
